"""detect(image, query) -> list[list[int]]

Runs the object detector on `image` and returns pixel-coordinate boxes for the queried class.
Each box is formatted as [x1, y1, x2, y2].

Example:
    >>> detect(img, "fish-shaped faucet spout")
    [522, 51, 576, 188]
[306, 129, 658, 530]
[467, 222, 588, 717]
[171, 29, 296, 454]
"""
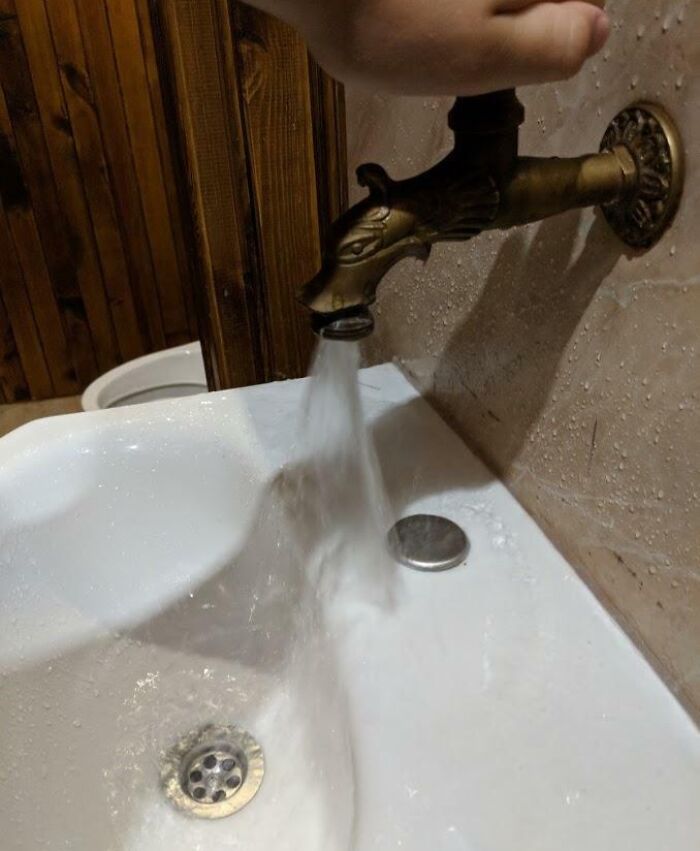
[299, 90, 683, 341]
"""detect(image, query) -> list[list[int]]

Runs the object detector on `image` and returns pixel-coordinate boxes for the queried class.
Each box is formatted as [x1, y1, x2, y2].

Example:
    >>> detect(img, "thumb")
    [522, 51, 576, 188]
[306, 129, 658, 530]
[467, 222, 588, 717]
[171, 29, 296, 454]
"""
[495, 1, 611, 83]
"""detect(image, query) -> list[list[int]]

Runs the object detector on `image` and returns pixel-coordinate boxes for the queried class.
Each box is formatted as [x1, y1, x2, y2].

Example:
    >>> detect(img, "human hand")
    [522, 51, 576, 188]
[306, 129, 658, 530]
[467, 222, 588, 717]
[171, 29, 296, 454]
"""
[251, 0, 609, 95]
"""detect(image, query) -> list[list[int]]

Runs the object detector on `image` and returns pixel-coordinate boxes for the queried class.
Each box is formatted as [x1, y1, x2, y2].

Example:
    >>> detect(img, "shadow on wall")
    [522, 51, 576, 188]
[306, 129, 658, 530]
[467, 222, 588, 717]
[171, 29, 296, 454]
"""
[430, 210, 625, 475]
[371, 396, 494, 500]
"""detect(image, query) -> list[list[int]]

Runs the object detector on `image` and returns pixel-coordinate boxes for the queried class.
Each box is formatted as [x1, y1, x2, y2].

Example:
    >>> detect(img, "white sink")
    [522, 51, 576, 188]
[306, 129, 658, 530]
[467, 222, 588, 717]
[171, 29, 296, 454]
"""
[1, 364, 698, 850]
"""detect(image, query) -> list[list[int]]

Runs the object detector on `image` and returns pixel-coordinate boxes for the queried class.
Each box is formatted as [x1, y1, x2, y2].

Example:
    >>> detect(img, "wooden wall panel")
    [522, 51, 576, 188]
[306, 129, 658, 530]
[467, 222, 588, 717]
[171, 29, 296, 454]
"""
[152, 0, 348, 388]
[43, 0, 143, 364]
[232, 5, 320, 380]
[0, 284, 29, 402]
[0, 2, 95, 390]
[0, 203, 52, 398]
[75, 0, 168, 351]
[0, 0, 346, 399]
[150, 0, 265, 390]
[134, 0, 196, 327]
[0, 0, 196, 401]
[308, 63, 348, 239]
[108, 0, 190, 345]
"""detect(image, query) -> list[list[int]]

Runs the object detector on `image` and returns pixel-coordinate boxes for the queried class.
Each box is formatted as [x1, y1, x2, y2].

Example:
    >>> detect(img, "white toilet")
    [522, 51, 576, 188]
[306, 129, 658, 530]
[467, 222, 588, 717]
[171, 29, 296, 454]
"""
[81, 342, 208, 411]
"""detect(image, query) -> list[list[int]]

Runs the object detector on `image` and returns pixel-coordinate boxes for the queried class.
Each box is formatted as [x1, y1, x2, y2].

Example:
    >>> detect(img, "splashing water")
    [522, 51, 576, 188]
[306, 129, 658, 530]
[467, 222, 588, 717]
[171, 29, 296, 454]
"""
[298, 339, 396, 607]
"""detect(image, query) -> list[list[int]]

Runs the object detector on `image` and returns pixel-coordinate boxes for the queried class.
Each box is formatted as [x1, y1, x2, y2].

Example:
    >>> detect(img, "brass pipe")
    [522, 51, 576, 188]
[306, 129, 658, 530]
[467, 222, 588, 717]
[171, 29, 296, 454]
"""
[493, 147, 638, 229]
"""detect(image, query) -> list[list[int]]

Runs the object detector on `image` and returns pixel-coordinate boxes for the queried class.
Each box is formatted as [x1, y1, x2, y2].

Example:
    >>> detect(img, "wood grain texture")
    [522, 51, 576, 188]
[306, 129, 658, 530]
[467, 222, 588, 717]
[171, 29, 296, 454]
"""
[74, 0, 166, 352]
[0, 0, 195, 399]
[152, 0, 264, 389]
[1, 0, 345, 398]
[44, 0, 144, 364]
[0, 2, 95, 389]
[308, 59, 348, 239]
[0, 202, 53, 398]
[150, 0, 347, 389]
[134, 0, 197, 335]
[232, 5, 320, 381]
[107, 0, 190, 345]
[0, 284, 29, 402]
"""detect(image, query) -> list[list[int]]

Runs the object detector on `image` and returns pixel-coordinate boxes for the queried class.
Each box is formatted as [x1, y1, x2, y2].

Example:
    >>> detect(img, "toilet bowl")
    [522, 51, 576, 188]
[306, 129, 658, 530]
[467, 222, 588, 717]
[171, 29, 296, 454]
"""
[81, 342, 208, 411]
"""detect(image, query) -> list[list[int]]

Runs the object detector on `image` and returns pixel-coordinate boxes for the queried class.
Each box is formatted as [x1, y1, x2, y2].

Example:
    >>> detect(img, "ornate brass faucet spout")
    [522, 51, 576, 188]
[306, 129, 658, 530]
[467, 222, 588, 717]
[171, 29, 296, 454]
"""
[299, 90, 683, 340]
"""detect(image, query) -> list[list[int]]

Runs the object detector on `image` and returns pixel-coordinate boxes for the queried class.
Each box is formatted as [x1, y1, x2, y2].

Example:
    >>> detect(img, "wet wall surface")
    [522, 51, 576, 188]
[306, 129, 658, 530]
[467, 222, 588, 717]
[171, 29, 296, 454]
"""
[346, 0, 700, 719]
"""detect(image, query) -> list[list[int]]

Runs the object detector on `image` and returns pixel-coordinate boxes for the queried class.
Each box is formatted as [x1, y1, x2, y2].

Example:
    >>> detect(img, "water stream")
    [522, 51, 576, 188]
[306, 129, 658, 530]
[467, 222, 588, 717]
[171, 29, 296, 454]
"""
[299, 339, 396, 606]
[271, 339, 398, 849]
[119, 339, 397, 850]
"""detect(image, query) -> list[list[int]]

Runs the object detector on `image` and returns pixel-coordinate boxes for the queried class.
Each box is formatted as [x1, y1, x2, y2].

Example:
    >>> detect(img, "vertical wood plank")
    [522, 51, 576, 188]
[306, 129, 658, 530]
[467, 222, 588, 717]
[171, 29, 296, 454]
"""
[232, 5, 320, 381]
[134, 0, 197, 338]
[74, 0, 167, 351]
[149, 0, 348, 389]
[212, 0, 271, 376]
[107, 0, 191, 346]
[1, 0, 347, 398]
[0, 203, 53, 399]
[0, 5, 97, 388]
[0, 91, 77, 395]
[308, 61, 348, 237]
[0, 284, 29, 402]
[0, 0, 205, 399]
[43, 0, 146, 363]
[151, 0, 264, 388]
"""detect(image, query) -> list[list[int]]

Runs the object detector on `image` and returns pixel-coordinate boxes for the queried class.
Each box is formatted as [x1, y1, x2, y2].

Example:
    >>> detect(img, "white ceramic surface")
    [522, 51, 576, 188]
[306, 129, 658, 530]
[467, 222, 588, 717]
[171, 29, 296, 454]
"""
[1, 364, 698, 850]
[81, 341, 208, 411]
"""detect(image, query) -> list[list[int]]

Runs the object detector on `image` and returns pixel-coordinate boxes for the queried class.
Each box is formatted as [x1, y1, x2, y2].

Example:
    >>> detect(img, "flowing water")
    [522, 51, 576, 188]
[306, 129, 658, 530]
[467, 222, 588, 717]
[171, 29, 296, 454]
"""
[264, 339, 399, 849]
[298, 340, 396, 606]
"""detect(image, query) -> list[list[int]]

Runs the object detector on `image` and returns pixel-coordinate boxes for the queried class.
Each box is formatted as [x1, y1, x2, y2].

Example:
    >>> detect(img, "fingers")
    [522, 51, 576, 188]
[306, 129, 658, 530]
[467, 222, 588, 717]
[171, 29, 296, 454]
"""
[291, 0, 611, 95]
[494, 0, 605, 11]
[492, 1, 610, 83]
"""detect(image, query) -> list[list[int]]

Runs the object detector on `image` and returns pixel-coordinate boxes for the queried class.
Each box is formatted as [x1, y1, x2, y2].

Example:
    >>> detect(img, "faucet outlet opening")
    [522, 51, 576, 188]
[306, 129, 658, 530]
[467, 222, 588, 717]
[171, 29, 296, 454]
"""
[311, 306, 375, 341]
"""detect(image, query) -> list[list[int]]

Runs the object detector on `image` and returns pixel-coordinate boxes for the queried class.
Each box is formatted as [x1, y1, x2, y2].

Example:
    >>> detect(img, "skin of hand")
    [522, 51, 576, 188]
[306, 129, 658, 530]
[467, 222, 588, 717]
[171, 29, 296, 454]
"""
[248, 0, 610, 95]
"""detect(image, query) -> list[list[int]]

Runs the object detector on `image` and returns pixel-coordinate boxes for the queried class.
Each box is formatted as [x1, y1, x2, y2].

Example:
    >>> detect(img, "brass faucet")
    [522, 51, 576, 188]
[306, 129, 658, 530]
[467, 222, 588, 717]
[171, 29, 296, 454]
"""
[299, 89, 683, 340]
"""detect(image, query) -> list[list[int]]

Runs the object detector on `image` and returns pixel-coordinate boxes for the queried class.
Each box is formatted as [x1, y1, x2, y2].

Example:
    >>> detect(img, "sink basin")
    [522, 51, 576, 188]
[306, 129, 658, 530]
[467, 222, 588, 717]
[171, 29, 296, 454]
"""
[1, 364, 698, 850]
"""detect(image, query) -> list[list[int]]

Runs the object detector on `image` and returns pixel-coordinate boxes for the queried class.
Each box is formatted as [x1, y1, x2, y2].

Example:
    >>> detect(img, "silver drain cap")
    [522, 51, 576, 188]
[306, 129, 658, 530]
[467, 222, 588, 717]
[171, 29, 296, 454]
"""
[161, 724, 265, 819]
[388, 514, 469, 572]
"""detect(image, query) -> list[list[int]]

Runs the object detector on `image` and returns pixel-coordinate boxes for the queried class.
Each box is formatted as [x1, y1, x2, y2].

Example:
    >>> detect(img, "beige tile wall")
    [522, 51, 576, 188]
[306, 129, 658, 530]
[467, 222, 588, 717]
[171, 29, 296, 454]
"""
[346, 0, 700, 720]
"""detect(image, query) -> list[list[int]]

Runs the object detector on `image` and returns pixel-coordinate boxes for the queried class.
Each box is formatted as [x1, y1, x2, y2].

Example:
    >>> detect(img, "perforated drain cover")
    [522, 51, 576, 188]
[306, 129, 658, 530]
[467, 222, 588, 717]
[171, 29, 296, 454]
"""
[161, 724, 265, 819]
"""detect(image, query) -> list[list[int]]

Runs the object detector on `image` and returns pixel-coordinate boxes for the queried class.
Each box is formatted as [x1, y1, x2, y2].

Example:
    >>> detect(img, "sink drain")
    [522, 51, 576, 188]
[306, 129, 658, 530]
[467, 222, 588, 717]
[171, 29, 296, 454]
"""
[161, 724, 265, 819]
[388, 514, 469, 572]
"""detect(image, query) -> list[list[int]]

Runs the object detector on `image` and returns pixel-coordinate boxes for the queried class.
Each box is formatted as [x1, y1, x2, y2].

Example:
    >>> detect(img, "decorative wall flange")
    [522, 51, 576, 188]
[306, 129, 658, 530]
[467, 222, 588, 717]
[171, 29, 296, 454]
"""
[600, 102, 684, 249]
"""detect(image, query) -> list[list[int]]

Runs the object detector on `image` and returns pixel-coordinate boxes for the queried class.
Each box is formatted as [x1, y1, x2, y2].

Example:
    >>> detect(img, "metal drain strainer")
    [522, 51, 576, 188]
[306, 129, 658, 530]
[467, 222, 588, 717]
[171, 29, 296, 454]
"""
[388, 514, 469, 572]
[161, 724, 265, 819]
